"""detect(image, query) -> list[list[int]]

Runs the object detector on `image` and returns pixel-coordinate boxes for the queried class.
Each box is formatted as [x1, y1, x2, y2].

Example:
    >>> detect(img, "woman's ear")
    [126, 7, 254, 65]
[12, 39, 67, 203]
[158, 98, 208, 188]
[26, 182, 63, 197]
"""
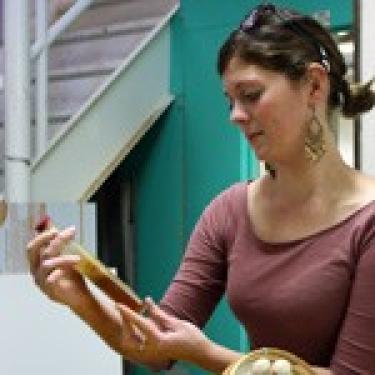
[306, 62, 329, 105]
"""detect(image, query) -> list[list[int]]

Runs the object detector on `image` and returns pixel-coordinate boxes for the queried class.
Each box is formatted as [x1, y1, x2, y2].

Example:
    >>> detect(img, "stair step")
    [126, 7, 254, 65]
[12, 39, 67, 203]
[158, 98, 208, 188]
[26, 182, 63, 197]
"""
[29, 0, 173, 36]
[49, 29, 147, 70]
[64, 0, 178, 32]
[91, 0, 129, 6]
[48, 75, 106, 114]
[34, 0, 176, 33]
[0, 74, 106, 121]
[57, 17, 159, 43]
[0, 20, 155, 75]
[46, 61, 118, 80]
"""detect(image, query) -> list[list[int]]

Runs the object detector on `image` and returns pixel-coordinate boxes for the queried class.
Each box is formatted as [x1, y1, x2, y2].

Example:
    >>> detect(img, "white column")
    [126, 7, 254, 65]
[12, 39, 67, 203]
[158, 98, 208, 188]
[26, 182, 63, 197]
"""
[4, 0, 31, 201]
[36, 0, 49, 156]
[360, 0, 375, 174]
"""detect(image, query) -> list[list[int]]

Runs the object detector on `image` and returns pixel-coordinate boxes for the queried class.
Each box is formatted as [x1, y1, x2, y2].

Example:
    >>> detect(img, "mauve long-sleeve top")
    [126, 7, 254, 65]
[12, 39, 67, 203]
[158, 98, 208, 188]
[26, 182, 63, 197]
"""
[160, 182, 375, 374]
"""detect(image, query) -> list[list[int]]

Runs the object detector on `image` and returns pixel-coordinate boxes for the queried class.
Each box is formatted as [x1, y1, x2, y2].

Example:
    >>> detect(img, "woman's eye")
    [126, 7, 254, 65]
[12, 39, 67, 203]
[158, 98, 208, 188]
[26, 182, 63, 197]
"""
[241, 90, 262, 102]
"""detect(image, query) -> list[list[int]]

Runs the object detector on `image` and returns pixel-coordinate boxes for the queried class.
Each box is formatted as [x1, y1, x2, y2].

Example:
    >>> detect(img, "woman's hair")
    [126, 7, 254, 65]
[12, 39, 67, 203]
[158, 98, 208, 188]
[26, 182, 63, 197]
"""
[218, 3, 374, 118]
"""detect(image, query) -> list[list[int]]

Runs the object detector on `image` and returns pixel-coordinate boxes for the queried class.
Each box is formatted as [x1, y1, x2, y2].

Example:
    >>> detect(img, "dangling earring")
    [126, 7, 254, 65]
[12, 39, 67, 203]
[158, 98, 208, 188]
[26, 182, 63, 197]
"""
[304, 107, 326, 162]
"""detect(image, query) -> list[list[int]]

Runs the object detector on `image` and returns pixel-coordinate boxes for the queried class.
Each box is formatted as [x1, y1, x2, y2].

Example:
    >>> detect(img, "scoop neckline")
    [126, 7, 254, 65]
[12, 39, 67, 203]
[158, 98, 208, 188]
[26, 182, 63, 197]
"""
[243, 181, 375, 247]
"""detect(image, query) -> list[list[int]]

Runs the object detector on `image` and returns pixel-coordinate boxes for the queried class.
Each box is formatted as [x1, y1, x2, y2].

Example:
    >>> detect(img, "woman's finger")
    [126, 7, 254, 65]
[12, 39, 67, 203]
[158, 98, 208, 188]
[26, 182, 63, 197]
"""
[27, 228, 58, 253]
[145, 297, 178, 329]
[40, 227, 76, 261]
[38, 267, 74, 302]
[27, 229, 58, 273]
[45, 267, 68, 285]
[34, 254, 80, 289]
[115, 304, 151, 354]
[116, 303, 161, 342]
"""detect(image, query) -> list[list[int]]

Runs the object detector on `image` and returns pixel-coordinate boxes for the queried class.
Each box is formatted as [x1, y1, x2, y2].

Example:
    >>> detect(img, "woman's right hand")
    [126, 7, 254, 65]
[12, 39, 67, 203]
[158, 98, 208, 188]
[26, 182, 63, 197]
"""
[27, 227, 173, 370]
[27, 227, 89, 308]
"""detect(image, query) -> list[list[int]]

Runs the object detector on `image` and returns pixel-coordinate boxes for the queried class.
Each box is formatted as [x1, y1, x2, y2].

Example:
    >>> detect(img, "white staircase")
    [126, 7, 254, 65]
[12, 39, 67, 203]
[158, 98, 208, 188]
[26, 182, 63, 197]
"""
[0, 0, 178, 199]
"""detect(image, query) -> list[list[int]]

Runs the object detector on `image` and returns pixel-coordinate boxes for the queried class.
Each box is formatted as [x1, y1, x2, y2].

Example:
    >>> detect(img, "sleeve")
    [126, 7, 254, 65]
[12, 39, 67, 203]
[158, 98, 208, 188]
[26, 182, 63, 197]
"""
[159, 190, 232, 328]
[330, 221, 375, 374]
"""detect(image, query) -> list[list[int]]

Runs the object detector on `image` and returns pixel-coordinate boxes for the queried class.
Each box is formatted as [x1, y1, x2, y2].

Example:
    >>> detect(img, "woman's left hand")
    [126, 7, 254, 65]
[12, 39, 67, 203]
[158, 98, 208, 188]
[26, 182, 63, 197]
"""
[116, 297, 211, 370]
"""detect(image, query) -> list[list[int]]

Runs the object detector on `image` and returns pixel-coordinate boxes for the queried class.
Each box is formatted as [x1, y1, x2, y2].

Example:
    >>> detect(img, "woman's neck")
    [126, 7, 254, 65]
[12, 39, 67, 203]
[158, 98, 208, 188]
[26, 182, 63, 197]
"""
[266, 146, 354, 206]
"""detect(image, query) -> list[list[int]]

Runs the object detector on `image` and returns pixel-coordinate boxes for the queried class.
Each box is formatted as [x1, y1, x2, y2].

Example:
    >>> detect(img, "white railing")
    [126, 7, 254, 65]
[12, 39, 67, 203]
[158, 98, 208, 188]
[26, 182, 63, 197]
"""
[35, 0, 49, 156]
[33, 0, 96, 155]
[4, 0, 94, 201]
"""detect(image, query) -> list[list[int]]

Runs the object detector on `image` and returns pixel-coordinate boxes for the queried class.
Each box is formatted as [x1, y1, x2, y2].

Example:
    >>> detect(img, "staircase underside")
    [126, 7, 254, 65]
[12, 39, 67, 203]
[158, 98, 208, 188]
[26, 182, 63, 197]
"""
[31, 18, 175, 201]
[0, 0, 178, 197]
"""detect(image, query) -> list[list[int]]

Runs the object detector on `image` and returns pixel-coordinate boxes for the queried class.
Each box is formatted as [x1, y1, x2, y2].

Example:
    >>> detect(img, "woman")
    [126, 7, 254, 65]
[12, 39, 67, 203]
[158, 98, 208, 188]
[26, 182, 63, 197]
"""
[27, 4, 375, 374]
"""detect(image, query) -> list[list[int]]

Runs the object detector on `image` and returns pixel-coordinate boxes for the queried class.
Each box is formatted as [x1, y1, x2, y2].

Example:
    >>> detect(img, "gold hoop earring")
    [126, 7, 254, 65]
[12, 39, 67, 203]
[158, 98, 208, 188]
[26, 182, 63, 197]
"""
[304, 108, 326, 163]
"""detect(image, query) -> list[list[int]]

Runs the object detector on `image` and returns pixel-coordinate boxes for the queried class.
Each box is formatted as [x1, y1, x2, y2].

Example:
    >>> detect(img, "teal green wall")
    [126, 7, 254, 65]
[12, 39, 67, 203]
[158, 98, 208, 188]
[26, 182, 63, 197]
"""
[127, 1, 353, 374]
[178, 0, 353, 31]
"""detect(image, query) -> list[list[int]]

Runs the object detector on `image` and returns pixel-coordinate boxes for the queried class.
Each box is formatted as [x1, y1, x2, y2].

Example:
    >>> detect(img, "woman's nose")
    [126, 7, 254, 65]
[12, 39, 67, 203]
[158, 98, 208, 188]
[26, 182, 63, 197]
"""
[230, 101, 250, 124]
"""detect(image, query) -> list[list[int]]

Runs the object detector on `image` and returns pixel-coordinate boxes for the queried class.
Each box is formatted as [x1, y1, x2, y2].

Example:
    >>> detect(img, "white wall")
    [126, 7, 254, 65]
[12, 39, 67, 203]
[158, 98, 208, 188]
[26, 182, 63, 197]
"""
[360, 0, 375, 174]
[337, 116, 355, 167]
[0, 275, 122, 374]
[0, 203, 122, 375]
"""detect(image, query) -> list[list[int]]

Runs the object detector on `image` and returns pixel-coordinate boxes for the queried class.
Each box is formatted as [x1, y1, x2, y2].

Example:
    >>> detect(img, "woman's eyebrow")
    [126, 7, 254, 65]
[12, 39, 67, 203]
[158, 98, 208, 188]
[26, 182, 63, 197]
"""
[223, 79, 264, 96]
[224, 79, 263, 91]
[235, 79, 264, 88]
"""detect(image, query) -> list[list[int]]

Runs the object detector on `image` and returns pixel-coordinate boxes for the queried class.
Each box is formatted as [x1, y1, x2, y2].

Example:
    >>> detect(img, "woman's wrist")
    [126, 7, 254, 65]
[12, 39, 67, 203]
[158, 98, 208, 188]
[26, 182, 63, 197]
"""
[186, 335, 242, 373]
[67, 284, 93, 312]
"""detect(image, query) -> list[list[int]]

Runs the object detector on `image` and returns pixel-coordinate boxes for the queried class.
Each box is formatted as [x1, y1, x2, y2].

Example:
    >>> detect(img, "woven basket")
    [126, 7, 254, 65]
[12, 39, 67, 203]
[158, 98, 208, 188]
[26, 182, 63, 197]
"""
[223, 348, 316, 375]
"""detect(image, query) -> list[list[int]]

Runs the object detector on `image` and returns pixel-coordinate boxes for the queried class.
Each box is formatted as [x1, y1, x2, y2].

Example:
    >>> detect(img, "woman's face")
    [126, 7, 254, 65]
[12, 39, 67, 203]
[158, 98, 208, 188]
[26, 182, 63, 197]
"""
[222, 56, 311, 165]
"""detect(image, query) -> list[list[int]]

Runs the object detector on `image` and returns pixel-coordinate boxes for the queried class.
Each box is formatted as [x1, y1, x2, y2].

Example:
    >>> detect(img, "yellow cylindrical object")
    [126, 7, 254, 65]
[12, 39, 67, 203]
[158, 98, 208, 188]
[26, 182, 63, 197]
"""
[35, 215, 144, 312]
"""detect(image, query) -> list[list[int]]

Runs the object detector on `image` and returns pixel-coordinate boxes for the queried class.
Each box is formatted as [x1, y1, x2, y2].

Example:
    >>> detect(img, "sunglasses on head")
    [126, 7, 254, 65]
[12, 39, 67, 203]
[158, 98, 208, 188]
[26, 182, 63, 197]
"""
[239, 3, 330, 73]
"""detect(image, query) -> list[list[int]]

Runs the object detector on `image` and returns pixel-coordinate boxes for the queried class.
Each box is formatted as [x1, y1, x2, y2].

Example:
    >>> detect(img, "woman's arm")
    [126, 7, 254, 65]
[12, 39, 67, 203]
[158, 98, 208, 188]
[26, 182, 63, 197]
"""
[329, 231, 375, 374]
[196, 340, 243, 373]
[117, 298, 243, 373]
[117, 299, 335, 374]
[68, 287, 125, 353]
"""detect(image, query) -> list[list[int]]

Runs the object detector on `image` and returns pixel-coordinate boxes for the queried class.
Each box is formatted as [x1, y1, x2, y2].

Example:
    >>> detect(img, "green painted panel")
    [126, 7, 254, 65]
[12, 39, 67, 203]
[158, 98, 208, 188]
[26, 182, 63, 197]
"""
[180, 0, 353, 31]
[131, 106, 185, 375]
[180, 26, 257, 375]
[135, 107, 184, 301]
[183, 26, 242, 236]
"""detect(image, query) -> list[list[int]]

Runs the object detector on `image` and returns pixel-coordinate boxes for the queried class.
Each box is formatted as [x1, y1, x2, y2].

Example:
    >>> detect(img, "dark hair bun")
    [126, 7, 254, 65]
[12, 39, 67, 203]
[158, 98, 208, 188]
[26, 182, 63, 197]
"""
[342, 78, 375, 118]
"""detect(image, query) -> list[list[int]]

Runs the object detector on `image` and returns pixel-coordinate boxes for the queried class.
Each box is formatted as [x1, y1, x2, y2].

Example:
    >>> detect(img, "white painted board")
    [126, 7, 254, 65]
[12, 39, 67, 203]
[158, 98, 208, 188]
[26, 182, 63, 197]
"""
[0, 274, 122, 374]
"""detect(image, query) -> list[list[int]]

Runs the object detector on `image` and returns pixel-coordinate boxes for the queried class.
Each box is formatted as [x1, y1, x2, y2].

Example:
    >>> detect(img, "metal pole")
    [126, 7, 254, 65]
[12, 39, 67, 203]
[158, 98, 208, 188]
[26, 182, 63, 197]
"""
[36, 0, 49, 156]
[359, 0, 375, 175]
[354, 0, 361, 170]
[31, 0, 95, 60]
[4, 0, 31, 202]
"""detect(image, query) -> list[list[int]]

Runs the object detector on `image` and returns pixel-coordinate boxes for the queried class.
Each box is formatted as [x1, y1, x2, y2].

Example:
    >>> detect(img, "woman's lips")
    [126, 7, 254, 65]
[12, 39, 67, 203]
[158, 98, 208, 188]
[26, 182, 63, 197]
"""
[246, 131, 263, 142]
